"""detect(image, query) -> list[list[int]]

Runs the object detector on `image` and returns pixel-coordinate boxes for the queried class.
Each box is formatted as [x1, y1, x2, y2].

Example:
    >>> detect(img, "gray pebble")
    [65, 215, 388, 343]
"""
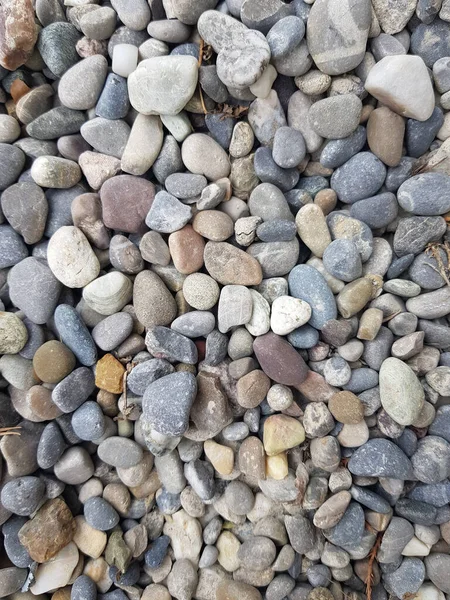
[54, 304, 97, 367]
[38, 22, 81, 77]
[165, 173, 207, 200]
[2, 516, 32, 568]
[145, 326, 198, 364]
[84, 496, 120, 531]
[350, 192, 398, 229]
[398, 173, 450, 215]
[267, 16, 305, 59]
[37, 421, 66, 469]
[348, 438, 414, 479]
[145, 191, 192, 233]
[288, 264, 337, 329]
[323, 239, 362, 282]
[272, 126, 306, 169]
[52, 367, 96, 413]
[92, 312, 134, 351]
[184, 459, 215, 501]
[96, 73, 130, 120]
[71, 401, 106, 442]
[254, 147, 299, 192]
[406, 107, 444, 158]
[0, 477, 45, 516]
[331, 152, 386, 204]
[393, 217, 447, 257]
[71, 575, 98, 600]
[27, 106, 86, 140]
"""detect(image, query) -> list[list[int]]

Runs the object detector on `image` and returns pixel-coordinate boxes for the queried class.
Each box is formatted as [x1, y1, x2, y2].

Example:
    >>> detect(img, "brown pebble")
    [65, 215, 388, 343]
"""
[0, 0, 37, 70]
[314, 189, 337, 215]
[238, 436, 266, 480]
[336, 278, 373, 319]
[10, 79, 31, 103]
[96, 389, 119, 417]
[216, 580, 262, 600]
[95, 354, 125, 394]
[18, 498, 76, 563]
[328, 391, 364, 424]
[193, 210, 234, 241]
[204, 241, 263, 286]
[367, 106, 405, 167]
[32, 341, 76, 384]
[71, 193, 110, 250]
[52, 587, 71, 600]
[26, 385, 63, 420]
[168, 225, 205, 275]
[236, 369, 271, 409]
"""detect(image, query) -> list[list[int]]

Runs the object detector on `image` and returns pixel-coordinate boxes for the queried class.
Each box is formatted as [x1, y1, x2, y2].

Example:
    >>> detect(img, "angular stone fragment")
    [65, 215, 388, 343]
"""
[18, 498, 76, 563]
[0, 0, 37, 71]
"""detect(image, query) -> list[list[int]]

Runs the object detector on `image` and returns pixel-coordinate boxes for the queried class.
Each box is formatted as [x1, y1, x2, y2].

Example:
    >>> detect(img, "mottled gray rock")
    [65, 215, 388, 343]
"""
[309, 95, 362, 139]
[350, 192, 398, 230]
[288, 264, 337, 329]
[394, 217, 447, 257]
[348, 438, 414, 479]
[0, 477, 45, 516]
[331, 152, 386, 204]
[323, 239, 362, 282]
[383, 558, 425, 598]
[84, 497, 120, 531]
[38, 22, 81, 77]
[0, 144, 26, 191]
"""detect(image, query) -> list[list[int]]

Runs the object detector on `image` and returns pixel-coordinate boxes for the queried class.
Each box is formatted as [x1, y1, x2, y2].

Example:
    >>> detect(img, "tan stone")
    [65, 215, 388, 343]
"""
[52, 587, 71, 600]
[295, 204, 331, 258]
[83, 557, 112, 593]
[357, 307, 383, 341]
[313, 490, 351, 529]
[32, 340, 76, 384]
[216, 580, 262, 600]
[367, 106, 405, 167]
[130, 470, 161, 499]
[142, 584, 171, 600]
[95, 353, 125, 393]
[328, 391, 364, 424]
[204, 241, 263, 286]
[193, 210, 234, 242]
[102, 483, 131, 516]
[239, 436, 266, 480]
[0, 311, 28, 354]
[263, 415, 305, 456]
[204, 439, 234, 475]
[314, 189, 337, 216]
[26, 385, 62, 420]
[236, 369, 271, 409]
[72, 515, 107, 559]
[168, 225, 205, 275]
[217, 531, 241, 572]
[336, 278, 373, 319]
[18, 498, 76, 563]
[266, 452, 288, 480]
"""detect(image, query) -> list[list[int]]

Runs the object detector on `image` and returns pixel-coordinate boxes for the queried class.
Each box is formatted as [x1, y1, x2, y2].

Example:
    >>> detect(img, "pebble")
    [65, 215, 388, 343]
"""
[349, 438, 414, 479]
[58, 55, 108, 110]
[47, 226, 100, 288]
[398, 173, 450, 216]
[84, 497, 120, 531]
[309, 95, 362, 139]
[288, 265, 337, 329]
[331, 152, 386, 204]
[182, 133, 231, 181]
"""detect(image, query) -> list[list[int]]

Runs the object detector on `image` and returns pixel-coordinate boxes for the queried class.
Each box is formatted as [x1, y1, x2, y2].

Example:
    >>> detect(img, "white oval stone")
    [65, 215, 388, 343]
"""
[270, 295, 312, 335]
[47, 226, 100, 288]
[83, 272, 133, 315]
[128, 55, 198, 116]
[113, 43, 138, 78]
[379, 357, 425, 426]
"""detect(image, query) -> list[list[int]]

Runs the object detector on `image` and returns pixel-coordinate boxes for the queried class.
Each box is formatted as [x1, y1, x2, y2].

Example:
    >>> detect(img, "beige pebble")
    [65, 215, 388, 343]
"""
[337, 278, 373, 319]
[204, 439, 234, 475]
[357, 307, 383, 340]
[295, 204, 331, 258]
[266, 452, 288, 480]
[73, 515, 107, 559]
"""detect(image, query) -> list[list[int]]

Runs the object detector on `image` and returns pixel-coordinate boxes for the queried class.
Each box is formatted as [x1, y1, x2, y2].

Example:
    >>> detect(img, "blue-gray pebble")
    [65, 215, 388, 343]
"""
[84, 497, 120, 531]
[406, 108, 444, 158]
[52, 367, 96, 413]
[71, 401, 106, 442]
[0, 477, 46, 516]
[96, 73, 130, 120]
[37, 421, 66, 469]
[320, 126, 367, 169]
[348, 438, 414, 479]
[127, 358, 175, 396]
[323, 239, 362, 282]
[350, 192, 398, 229]
[55, 304, 97, 366]
[330, 152, 386, 204]
[397, 173, 450, 215]
[288, 264, 337, 330]
[254, 147, 299, 192]
[71, 575, 97, 600]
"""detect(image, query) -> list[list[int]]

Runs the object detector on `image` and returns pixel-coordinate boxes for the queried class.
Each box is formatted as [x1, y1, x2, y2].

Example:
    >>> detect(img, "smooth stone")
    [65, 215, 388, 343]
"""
[398, 173, 450, 216]
[0, 144, 26, 190]
[320, 126, 367, 169]
[425, 554, 450, 593]
[331, 152, 386, 204]
[38, 22, 81, 77]
[367, 106, 405, 167]
[372, 0, 417, 33]
[128, 56, 198, 116]
[54, 305, 97, 367]
[27, 107, 86, 140]
[327, 212, 373, 262]
[182, 133, 230, 181]
[52, 366, 95, 413]
[197, 10, 246, 53]
[97, 437, 143, 469]
[323, 502, 365, 547]
[272, 126, 306, 169]
[0, 568, 28, 597]
[287, 90, 323, 153]
[411, 17, 450, 68]
[145, 191, 191, 233]
[307, 0, 371, 75]
[406, 108, 444, 158]
[309, 95, 362, 139]
[111, 0, 150, 30]
[216, 29, 270, 90]
[365, 55, 435, 121]
[145, 326, 197, 364]
[31, 156, 81, 189]
[288, 264, 337, 330]
[350, 192, 398, 229]
[1, 477, 45, 517]
[379, 357, 424, 426]
[383, 558, 425, 598]
[406, 287, 450, 319]
[204, 241, 262, 286]
[348, 438, 414, 479]
[254, 147, 299, 192]
[58, 55, 108, 110]
[0, 226, 28, 269]
[37, 422, 65, 469]
[47, 226, 99, 288]
[323, 240, 362, 282]
[248, 90, 287, 147]
[133, 271, 177, 328]
[253, 332, 309, 387]
[1, 182, 47, 244]
[394, 217, 447, 256]
[267, 16, 305, 59]
[296, 204, 331, 258]
[100, 174, 155, 233]
[0, 312, 27, 355]
[80, 6, 117, 40]
[15, 85, 54, 125]
[96, 73, 129, 120]
[72, 401, 105, 442]
[84, 497, 120, 531]
[80, 117, 130, 159]
[143, 372, 197, 436]
[410, 250, 449, 290]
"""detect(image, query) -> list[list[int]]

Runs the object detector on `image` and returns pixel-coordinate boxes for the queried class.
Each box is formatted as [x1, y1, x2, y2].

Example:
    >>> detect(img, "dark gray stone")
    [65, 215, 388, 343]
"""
[383, 558, 425, 598]
[0, 477, 45, 516]
[408, 481, 450, 507]
[205, 113, 235, 149]
[8, 257, 62, 325]
[19, 319, 45, 360]
[323, 502, 365, 548]
[409, 248, 448, 289]
[393, 216, 447, 256]
[184, 459, 215, 501]
[406, 108, 444, 158]
[54, 304, 97, 367]
[330, 152, 386, 204]
[96, 73, 130, 120]
[350, 192, 398, 229]
[386, 254, 415, 280]
[37, 421, 66, 469]
[153, 135, 184, 184]
[84, 497, 120, 531]
[256, 219, 297, 242]
[287, 324, 320, 349]
[398, 173, 450, 215]
[320, 126, 367, 169]
[385, 156, 416, 192]
[52, 367, 96, 413]
[350, 485, 391, 513]
[288, 264, 337, 329]
[142, 371, 197, 436]
[71, 575, 97, 600]
[145, 191, 192, 233]
[395, 498, 437, 526]
[145, 535, 170, 568]
[165, 173, 207, 200]
[410, 18, 450, 68]
[0, 226, 28, 269]
[145, 326, 198, 364]
[0, 145, 26, 191]
[254, 147, 299, 192]
[27, 107, 86, 140]
[127, 359, 175, 396]
[2, 517, 32, 568]
[348, 438, 414, 479]
[38, 22, 82, 77]
[204, 329, 228, 366]
[343, 368, 379, 393]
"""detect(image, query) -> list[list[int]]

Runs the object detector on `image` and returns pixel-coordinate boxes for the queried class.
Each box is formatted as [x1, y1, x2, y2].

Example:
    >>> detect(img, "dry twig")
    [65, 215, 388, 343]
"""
[365, 532, 383, 600]
[425, 241, 450, 287]
[0, 426, 21, 436]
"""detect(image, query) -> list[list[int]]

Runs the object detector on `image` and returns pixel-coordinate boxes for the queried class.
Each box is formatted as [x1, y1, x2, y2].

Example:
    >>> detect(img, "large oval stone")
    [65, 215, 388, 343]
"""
[307, 0, 371, 76]
[379, 357, 425, 426]
[253, 332, 309, 387]
[348, 438, 414, 479]
[397, 173, 450, 216]
[204, 241, 263, 286]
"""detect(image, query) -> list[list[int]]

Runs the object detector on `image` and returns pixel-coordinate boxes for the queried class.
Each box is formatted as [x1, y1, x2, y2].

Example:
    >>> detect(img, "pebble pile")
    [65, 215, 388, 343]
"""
[2, 1, 450, 600]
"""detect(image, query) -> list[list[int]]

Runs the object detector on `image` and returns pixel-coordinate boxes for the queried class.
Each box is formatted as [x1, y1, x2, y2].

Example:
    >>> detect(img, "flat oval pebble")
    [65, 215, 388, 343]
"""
[97, 437, 143, 468]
